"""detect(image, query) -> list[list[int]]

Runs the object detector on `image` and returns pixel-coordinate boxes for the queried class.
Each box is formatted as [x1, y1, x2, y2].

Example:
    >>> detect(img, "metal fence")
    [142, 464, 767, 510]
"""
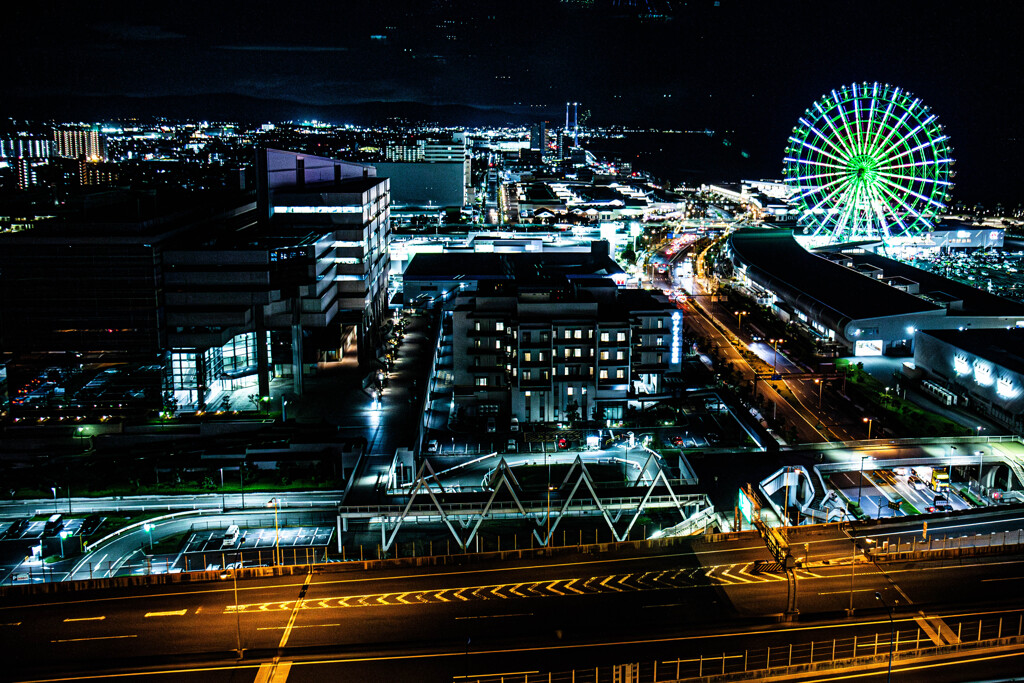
[458, 612, 1024, 682]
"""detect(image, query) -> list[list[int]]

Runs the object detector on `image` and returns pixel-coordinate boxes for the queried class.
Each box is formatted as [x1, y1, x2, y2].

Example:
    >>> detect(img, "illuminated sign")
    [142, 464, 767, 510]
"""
[738, 488, 753, 522]
[670, 311, 682, 364]
[274, 205, 363, 214]
[997, 377, 1018, 399]
[953, 353, 971, 376]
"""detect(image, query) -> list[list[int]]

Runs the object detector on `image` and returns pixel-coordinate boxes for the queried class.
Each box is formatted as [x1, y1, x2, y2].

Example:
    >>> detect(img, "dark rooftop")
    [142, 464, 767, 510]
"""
[730, 229, 939, 322]
[403, 242, 623, 282]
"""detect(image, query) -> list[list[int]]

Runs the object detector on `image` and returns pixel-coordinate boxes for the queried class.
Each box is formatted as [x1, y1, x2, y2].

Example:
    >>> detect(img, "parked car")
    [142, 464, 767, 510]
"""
[426, 439, 439, 453]
[510, 417, 520, 432]
[3, 518, 28, 539]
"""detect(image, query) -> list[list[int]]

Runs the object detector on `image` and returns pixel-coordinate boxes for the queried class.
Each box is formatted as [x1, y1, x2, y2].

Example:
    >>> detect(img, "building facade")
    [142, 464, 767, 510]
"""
[448, 277, 679, 424]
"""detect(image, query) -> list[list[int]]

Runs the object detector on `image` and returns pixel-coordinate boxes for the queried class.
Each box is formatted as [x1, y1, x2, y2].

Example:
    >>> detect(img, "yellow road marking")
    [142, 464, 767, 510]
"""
[63, 616, 105, 622]
[143, 610, 187, 618]
[453, 672, 538, 679]
[277, 573, 312, 650]
[51, 634, 137, 643]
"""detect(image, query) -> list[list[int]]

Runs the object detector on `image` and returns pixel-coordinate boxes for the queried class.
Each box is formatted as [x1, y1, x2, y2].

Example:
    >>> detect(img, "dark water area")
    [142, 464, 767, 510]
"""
[584, 130, 1024, 210]
[584, 130, 778, 187]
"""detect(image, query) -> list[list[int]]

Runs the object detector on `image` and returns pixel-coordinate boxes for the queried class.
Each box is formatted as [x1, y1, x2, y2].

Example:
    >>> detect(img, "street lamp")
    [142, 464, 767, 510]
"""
[735, 310, 747, 332]
[875, 591, 896, 683]
[769, 338, 783, 375]
[142, 522, 154, 551]
[862, 416, 874, 440]
[58, 530, 70, 558]
[848, 536, 874, 616]
[814, 378, 823, 409]
[976, 449, 985, 494]
[857, 455, 871, 509]
[267, 498, 280, 566]
[220, 568, 243, 659]
[51, 487, 57, 514]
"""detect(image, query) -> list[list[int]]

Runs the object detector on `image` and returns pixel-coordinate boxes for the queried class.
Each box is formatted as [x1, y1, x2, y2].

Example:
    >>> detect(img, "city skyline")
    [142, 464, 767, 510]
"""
[5, 1, 1024, 203]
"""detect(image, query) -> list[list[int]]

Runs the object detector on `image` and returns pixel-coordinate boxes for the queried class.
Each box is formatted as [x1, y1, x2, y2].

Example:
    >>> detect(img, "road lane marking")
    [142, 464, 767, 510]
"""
[454, 672, 538, 680]
[818, 588, 875, 595]
[144, 610, 187, 618]
[454, 613, 533, 620]
[257, 624, 341, 631]
[52, 634, 137, 643]
[2, 622, 22, 626]
[269, 662, 292, 682]
[63, 616, 106, 622]
[277, 572, 312, 650]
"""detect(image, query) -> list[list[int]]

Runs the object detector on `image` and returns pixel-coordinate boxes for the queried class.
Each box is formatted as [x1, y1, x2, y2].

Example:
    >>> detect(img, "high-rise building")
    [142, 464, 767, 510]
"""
[53, 128, 106, 161]
[530, 122, 547, 152]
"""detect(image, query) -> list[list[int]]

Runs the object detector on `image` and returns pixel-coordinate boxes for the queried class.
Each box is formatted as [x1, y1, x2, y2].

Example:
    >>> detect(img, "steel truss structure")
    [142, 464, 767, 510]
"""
[339, 455, 713, 551]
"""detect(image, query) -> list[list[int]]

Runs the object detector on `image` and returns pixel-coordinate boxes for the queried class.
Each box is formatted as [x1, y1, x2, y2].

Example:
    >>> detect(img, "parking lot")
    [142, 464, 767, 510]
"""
[178, 525, 334, 570]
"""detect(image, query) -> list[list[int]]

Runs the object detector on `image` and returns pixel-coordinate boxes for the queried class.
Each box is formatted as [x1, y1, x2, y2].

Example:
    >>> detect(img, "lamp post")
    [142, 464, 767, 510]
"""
[857, 455, 871, 509]
[735, 310, 747, 333]
[950, 445, 957, 481]
[220, 468, 225, 511]
[862, 416, 874, 440]
[221, 568, 243, 658]
[848, 535, 874, 616]
[769, 338, 782, 375]
[875, 591, 896, 683]
[51, 487, 57, 515]
[814, 378, 823, 409]
[976, 449, 985, 494]
[267, 498, 280, 566]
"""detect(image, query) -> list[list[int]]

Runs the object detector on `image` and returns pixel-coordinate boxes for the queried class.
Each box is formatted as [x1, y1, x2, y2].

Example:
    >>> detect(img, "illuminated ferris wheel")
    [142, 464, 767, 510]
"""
[783, 82, 954, 243]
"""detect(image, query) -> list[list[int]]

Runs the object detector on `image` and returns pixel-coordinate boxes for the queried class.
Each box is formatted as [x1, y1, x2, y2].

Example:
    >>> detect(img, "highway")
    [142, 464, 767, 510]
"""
[6, 520, 1024, 681]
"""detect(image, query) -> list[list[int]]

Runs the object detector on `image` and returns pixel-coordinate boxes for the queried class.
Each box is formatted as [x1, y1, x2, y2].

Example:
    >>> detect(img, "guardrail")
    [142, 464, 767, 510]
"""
[457, 612, 1024, 682]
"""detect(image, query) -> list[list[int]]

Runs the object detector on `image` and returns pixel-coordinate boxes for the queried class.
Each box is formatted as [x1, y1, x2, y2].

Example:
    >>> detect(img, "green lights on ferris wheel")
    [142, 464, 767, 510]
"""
[783, 82, 954, 243]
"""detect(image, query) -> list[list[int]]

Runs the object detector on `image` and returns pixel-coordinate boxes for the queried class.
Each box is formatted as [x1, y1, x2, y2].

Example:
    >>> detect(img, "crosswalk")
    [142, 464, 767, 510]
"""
[226, 563, 825, 613]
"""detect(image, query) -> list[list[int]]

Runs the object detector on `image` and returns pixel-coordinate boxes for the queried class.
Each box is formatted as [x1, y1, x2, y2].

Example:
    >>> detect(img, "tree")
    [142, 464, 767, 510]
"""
[565, 400, 581, 423]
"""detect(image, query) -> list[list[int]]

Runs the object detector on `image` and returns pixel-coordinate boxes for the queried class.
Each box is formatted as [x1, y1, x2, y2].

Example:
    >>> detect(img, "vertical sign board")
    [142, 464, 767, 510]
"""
[738, 487, 755, 523]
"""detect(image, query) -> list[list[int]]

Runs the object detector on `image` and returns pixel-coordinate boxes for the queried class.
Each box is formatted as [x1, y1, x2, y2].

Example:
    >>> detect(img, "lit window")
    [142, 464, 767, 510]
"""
[600, 351, 609, 361]
[524, 352, 532, 362]
[475, 321, 481, 331]
[496, 321, 505, 331]
[574, 348, 582, 357]
[574, 330, 582, 339]
[616, 351, 625, 361]
[567, 387, 574, 396]
[600, 369, 608, 379]
[617, 332, 626, 342]
[616, 369, 625, 379]
[476, 377, 488, 386]
[600, 332, 609, 342]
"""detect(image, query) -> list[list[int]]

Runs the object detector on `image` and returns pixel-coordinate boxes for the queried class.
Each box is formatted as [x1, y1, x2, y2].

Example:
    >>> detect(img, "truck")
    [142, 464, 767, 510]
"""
[911, 466, 950, 492]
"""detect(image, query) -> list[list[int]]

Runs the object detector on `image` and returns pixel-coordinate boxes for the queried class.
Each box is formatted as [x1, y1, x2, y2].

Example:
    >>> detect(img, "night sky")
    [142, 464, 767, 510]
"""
[5, 1, 1024, 204]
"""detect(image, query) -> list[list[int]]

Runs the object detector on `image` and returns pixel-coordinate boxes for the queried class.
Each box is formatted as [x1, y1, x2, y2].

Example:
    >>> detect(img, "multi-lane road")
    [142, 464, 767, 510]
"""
[7, 513, 1024, 682]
